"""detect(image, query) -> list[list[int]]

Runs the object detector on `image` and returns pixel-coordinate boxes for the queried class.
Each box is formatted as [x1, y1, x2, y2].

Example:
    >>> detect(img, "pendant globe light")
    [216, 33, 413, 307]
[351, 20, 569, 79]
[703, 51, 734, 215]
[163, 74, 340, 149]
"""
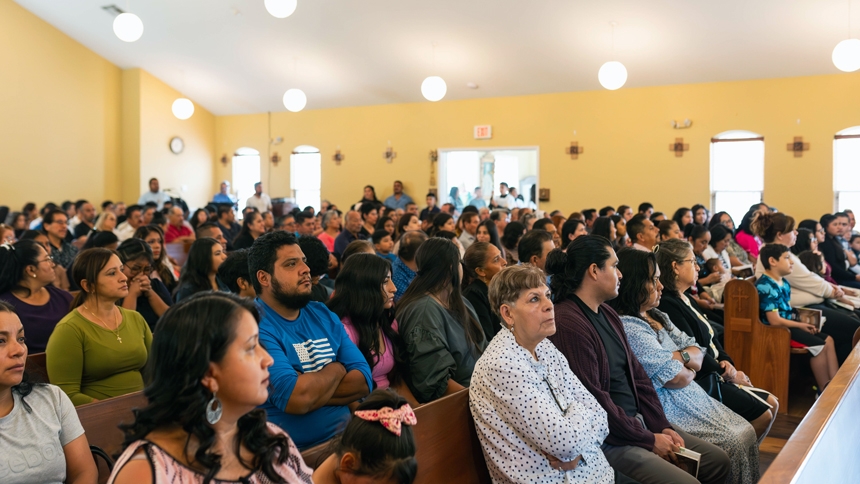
[113, 12, 144, 42]
[421, 42, 447, 102]
[172, 98, 194, 120]
[833, 3, 860, 72]
[598, 22, 627, 90]
[264, 0, 298, 18]
[283, 88, 307, 112]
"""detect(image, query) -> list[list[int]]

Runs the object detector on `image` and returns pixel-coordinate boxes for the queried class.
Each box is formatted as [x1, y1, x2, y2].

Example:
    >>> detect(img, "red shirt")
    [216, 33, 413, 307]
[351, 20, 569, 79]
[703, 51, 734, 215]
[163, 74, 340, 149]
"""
[165, 223, 193, 243]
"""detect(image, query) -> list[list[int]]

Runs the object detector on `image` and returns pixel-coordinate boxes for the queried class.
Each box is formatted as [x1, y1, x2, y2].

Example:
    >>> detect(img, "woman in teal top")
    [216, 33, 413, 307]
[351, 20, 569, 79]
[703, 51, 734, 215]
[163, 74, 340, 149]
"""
[46, 248, 152, 406]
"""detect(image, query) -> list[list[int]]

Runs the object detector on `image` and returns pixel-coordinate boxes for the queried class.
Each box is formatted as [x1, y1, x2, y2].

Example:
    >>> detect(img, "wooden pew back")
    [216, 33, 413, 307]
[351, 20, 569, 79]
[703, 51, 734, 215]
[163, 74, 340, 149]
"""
[723, 279, 794, 413]
[26, 352, 48, 383]
[76, 391, 147, 482]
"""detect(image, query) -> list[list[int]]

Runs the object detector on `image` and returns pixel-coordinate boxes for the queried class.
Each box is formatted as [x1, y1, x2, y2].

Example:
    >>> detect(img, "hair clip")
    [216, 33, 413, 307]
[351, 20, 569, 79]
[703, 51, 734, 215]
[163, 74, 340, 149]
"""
[354, 403, 417, 436]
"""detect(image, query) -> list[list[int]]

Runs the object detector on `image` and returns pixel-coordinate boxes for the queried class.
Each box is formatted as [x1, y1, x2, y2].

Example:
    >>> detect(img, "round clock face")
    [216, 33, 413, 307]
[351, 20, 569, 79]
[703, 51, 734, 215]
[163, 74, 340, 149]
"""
[169, 136, 184, 154]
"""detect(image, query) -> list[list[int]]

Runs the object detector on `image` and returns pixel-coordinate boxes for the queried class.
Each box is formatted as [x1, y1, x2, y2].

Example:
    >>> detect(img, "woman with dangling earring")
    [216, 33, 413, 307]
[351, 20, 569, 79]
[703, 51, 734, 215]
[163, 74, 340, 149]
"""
[109, 292, 313, 484]
[46, 248, 152, 406]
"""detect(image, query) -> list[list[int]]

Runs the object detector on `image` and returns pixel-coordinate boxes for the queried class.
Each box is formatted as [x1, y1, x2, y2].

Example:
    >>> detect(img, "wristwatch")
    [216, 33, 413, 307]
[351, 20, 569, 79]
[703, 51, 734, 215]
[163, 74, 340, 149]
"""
[680, 350, 691, 365]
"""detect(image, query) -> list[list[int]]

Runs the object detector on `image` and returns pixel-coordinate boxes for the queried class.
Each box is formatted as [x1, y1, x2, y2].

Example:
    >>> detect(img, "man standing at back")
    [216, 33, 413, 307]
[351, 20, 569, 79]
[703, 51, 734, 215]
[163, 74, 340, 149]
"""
[384, 180, 413, 210]
[250, 231, 371, 449]
[491, 182, 517, 210]
[548, 236, 729, 484]
[138, 178, 173, 210]
[246, 182, 273, 213]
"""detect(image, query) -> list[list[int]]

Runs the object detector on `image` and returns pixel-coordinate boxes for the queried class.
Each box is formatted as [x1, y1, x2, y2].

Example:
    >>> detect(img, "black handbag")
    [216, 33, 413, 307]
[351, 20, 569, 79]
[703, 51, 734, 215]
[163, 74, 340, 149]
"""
[697, 372, 724, 402]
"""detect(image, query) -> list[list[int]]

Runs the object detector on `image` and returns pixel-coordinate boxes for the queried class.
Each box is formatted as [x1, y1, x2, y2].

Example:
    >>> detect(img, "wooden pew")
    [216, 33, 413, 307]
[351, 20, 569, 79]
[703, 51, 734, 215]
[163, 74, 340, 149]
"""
[76, 391, 148, 483]
[724, 279, 803, 414]
[760, 338, 860, 483]
[300, 389, 490, 484]
[25, 352, 48, 383]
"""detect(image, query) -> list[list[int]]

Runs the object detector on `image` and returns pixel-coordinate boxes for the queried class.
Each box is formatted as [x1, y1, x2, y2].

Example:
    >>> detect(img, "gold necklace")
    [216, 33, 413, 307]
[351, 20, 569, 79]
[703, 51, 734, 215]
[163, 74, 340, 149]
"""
[84, 304, 122, 343]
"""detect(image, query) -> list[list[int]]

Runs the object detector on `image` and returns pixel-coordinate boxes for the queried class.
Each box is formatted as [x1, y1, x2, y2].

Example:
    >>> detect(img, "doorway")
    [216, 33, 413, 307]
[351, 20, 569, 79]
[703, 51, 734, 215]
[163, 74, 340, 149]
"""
[438, 147, 539, 210]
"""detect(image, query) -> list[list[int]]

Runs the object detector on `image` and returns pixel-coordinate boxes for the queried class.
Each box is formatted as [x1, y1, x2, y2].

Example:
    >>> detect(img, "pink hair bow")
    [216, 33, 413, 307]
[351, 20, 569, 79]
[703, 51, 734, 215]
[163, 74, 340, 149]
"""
[354, 404, 417, 436]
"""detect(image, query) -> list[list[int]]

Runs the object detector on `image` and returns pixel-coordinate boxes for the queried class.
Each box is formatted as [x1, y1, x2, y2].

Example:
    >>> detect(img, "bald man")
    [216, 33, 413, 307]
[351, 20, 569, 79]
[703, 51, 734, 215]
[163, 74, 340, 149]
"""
[165, 206, 196, 244]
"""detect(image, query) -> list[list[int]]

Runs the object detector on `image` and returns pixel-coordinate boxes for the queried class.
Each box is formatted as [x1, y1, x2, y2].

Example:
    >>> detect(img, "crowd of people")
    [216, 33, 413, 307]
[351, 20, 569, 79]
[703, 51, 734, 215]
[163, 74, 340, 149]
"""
[2, 177, 859, 484]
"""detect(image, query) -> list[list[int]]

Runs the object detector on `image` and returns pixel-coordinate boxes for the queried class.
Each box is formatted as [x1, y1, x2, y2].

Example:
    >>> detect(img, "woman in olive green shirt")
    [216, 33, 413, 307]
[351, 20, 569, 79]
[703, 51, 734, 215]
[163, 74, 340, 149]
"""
[46, 248, 152, 406]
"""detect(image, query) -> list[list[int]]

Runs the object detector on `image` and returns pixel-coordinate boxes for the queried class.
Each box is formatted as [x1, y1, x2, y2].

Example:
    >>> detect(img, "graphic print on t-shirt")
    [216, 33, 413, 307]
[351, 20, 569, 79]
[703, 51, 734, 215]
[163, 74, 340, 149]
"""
[293, 338, 335, 372]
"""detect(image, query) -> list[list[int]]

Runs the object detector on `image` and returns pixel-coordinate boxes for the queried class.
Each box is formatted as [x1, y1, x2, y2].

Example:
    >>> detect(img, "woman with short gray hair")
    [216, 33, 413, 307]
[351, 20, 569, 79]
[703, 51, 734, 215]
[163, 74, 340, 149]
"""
[469, 265, 613, 483]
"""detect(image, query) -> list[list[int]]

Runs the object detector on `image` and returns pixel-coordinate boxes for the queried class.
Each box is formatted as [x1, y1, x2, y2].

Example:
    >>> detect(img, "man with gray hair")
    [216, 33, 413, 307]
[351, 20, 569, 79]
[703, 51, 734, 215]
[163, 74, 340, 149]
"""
[165, 206, 196, 244]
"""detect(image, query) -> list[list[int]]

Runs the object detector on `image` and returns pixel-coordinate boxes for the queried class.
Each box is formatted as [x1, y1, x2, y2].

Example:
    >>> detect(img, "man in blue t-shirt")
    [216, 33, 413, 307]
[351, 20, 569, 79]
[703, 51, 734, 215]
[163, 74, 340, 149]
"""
[249, 231, 371, 449]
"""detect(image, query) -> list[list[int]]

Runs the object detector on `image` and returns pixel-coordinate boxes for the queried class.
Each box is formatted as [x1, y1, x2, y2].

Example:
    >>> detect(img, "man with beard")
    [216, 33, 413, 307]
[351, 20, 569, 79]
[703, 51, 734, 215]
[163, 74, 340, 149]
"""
[250, 231, 371, 449]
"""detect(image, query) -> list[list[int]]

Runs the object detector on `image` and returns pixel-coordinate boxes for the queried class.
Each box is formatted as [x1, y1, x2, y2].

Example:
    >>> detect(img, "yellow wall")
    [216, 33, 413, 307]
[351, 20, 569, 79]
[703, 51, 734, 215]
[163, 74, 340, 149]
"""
[0, 0, 122, 210]
[216, 73, 860, 221]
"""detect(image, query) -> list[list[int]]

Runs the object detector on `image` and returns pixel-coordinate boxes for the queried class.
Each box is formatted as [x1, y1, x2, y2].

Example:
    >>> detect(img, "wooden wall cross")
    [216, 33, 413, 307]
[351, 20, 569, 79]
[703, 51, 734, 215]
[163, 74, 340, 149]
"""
[669, 138, 689, 157]
[332, 150, 344, 165]
[786, 136, 810, 157]
[384, 146, 397, 163]
[270, 152, 281, 166]
[566, 142, 584, 159]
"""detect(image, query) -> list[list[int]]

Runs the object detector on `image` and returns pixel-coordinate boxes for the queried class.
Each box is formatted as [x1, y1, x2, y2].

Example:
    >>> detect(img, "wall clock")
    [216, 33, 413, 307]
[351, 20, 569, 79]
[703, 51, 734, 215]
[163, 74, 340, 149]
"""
[169, 136, 184, 154]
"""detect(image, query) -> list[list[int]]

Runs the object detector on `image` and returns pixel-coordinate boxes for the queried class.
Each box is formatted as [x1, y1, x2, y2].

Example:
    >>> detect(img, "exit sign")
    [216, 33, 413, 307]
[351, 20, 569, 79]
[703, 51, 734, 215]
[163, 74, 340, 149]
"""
[474, 125, 492, 139]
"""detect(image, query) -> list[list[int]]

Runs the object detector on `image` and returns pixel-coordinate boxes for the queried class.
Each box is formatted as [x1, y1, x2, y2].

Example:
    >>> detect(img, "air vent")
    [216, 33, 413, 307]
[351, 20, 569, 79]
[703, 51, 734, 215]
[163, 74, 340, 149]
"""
[101, 5, 125, 16]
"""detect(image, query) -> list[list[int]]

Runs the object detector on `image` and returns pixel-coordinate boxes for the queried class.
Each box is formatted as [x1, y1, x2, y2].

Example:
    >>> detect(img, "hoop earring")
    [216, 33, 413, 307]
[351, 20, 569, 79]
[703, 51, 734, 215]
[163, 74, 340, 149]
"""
[206, 392, 223, 424]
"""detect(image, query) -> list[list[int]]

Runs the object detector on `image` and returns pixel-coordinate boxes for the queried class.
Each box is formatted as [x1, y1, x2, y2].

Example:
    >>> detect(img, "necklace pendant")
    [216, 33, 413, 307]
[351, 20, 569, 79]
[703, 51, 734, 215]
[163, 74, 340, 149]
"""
[117, 335, 123, 343]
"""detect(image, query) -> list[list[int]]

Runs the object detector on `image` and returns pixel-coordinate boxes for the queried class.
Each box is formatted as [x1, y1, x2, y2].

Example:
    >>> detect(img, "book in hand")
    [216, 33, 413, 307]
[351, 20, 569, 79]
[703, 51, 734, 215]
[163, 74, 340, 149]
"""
[674, 447, 701, 478]
[732, 264, 754, 279]
[795, 307, 824, 331]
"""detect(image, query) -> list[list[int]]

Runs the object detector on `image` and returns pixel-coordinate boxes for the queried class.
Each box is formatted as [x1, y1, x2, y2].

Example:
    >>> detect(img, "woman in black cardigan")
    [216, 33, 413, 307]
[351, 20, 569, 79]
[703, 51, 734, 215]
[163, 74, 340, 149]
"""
[819, 213, 860, 289]
[655, 238, 777, 441]
[461, 242, 507, 340]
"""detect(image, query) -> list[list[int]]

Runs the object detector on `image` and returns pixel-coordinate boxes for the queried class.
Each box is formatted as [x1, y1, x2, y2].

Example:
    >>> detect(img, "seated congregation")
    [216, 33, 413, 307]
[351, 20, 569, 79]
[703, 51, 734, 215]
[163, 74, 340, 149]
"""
[3, 185, 860, 484]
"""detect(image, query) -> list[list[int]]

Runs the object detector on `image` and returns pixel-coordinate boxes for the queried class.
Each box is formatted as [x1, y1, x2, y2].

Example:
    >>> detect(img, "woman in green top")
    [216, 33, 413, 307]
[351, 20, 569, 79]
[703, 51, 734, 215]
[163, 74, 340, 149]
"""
[46, 248, 152, 406]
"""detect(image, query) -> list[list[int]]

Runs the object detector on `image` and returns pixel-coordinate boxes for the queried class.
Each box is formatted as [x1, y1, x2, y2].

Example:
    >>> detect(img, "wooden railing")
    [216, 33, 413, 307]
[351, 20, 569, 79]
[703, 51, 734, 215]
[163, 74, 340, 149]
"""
[760, 340, 860, 483]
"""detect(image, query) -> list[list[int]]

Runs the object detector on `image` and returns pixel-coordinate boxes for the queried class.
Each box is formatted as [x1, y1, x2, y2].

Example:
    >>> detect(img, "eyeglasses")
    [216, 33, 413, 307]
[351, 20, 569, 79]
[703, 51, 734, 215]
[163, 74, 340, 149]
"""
[127, 264, 153, 275]
[544, 376, 569, 413]
[37, 256, 54, 264]
[681, 258, 699, 267]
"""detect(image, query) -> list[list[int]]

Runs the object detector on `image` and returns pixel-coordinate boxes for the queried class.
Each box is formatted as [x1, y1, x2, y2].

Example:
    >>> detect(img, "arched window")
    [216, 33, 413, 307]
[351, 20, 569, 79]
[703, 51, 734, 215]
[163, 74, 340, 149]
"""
[291, 145, 321, 212]
[232, 147, 261, 214]
[834, 126, 860, 212]
[710, 130, 764, 224]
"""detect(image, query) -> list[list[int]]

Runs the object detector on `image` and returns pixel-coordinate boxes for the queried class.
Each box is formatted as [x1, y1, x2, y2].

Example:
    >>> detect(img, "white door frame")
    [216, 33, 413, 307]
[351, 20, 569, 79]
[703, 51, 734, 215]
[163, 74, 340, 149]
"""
[437, 146, 540, 206]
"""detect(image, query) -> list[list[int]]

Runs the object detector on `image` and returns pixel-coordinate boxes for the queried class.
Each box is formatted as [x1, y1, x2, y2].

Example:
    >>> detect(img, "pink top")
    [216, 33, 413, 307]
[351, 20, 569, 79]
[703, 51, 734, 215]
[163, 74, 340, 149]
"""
[341, 316, 398, 390]
[318, 232, 336, 252]
[108, 422, 313, 484]
[734, 231, 762, 258]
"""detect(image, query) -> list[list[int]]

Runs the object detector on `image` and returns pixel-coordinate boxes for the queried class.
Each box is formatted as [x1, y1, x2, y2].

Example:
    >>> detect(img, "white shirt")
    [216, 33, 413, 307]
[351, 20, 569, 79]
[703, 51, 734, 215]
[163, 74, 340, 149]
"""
[493, 193, 517, 210]
[114, 221, 136, 242]
[68, 215, 81, 232]
[138, 191, 173, 210]
[458, 231, 476, 251]
[702, 246, 731, 270]
[470, 329, 613, 484]
[246, 193, 272, 213]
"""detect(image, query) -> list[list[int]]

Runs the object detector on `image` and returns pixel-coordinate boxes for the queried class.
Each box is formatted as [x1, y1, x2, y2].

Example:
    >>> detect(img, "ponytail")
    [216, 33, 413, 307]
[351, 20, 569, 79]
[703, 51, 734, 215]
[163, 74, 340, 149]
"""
[0, 240, 44, 296]
[549, 235, 613, 303]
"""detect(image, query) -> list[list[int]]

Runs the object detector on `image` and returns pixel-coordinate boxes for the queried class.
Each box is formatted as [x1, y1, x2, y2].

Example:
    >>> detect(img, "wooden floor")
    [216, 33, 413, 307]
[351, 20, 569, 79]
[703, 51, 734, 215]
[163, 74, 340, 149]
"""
[758, 357, 817, 475]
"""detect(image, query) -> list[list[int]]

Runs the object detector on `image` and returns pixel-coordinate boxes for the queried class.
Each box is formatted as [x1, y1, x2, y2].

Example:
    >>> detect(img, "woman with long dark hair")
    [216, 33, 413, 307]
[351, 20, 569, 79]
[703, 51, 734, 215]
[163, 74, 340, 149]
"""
[356, 185, 380, 207]
[0, 240, 73, 353]
[654, 238, 778, 439]
[116, 239, 172, 332]
[0, 301, 98, 483]
[428, 213, 456, 238]
[395, 238, 486, 403]
[709, 211, 749, 267]
[232, 211, 266, 250]
[671, 207, 693, 231]
[610, 249, 760, 482]
[591, 216, 617, 247]
[327, 254, 412, 402]
[108, 292, 313, 484]
[174, 238, 228, 302]
[475, 219, 502, 253]
[818, 213, 860, 289]
[501, 221, 526, 266]
[692, 204, 710, 226]
[462, 242, 507, 340]
[134, 225, 178, 293]
[735, 203, 769, 262]
[47, 248, 152, 406]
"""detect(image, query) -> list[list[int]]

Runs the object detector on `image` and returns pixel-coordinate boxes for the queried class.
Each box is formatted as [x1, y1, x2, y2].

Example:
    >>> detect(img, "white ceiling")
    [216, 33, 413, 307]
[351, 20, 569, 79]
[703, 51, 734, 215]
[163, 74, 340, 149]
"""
[14, 0, 860, 115]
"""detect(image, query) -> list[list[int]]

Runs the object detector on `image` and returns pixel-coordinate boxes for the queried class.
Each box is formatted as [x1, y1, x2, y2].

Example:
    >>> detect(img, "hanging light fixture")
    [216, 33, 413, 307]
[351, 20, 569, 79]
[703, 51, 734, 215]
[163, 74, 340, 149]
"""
[421, 76, 447, 102]
[598, 22, 627, 90]
[113, 12, 144, 42]
[833, 1, 860, 72]
[283, 88, 307, 112]
[172, 98, 194, 120]
[421, 43, 447, 102]
[264, 0, 298, 18]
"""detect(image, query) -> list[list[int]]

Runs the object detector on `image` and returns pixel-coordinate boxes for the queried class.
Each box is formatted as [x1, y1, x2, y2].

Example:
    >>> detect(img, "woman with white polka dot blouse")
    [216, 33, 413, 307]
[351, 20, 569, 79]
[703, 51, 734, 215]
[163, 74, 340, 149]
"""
[469, 265, 613, 483]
